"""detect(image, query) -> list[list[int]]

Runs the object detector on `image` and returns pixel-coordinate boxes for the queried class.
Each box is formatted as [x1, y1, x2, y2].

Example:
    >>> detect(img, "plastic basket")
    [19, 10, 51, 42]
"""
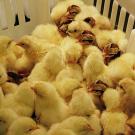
[0, 0, 135, 49]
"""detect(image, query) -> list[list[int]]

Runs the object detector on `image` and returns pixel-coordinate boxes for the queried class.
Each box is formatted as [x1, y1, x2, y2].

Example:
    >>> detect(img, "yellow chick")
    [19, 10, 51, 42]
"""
[32, 81, 69, 127]
[15, 53, 34, 74]
[48, 123, 77, 135]
[49, 129, 76, 135]
[30, 125, 47, 135]
[0, 64, 8, 85]
[84, 46, 102, 56]
[55, 77, 80, 99]
[58, 116, 94, 135]
[28, 47, 65, 82]
[101, 111, 128, 135]
[28, 62, 52, 82]
[69, 89, 96, 116]
[119, 53, 135, 68]
[42, 47, 65, 75]
[7, 117, 45, 135]
[68, 20, 91, 38]
[32, 24, 63, 45]
[83, 52, 105, 85]
[18, 35, 56, 62]
[56, 64, 83, 82]
[60, 37, 83, 63]
[51, 0, 84, 22]
[103, 88, 120, 111]
[1, 82, 18, 95]
[87, 114, 102, 135]
[94, 15, 112, 30]
[106, 58, 135, 85]
[0, 108, 18, 135]
[96, 29, 127, 51]
[2, 82, 35, 117]
[48, 116, 93, 135]
[75, 5, 100, 21]
[119, 78, 135, 117]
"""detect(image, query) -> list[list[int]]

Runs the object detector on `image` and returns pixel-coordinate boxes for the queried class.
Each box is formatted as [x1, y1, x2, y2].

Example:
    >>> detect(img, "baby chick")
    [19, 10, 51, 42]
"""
[101, 111, 128, 135]
[7, 117, 44, 135]
[0, 64, 8, 85]
[57, 116, 94, 135]
[69, 89, 96, 116]
[32, 24, 63, 45]
[42, 47, 65, 76]
[87, 114, 102, 135]
[56, 64, 83, 82]
[48, 123, 76, 135]
[1, 82, 18, 95]
[28, 47, 65, 82]
[30, 125, 47, 135]
[75, 5, 99, 21]
[83, 52, 105, 85]
[51, 0, 70, 22]
[119, 78, 135, 117]
[32, 81, 69, 127]
[119, 53, 135, 68]
[51, 0, 84, 22]
[95, 15, 112, 30]
[28, 62, 52, 82]
[83, 46, 102, 57]
[103, 88, 120, 111]
[15, 53, 34, 74]
[68, 20, 91, 38]
[96, 29, 127, 51]
[0, 108, 18, 135]
[106, 58, 135, 85]
[48, 116, 93, 135]
[60, 37, 83, 63]
[55, 77, 80, 99]
[18, 35, 56, 62]
[2, 82, 35, 117]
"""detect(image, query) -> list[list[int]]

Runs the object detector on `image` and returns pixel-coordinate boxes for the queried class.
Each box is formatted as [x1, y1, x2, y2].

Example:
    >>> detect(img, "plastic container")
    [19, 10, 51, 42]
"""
[0, 0, 135, 50]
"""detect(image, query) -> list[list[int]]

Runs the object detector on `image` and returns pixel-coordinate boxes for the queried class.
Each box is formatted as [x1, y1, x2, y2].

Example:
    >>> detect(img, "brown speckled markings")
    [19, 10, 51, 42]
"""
[77, 30, 97, 45]
[103, 43, 122, 65]
[84, 17, 96, 27]
[67, 5, 81, 16]
[88, 80, 108, 97]
[56, 5, 81, 37]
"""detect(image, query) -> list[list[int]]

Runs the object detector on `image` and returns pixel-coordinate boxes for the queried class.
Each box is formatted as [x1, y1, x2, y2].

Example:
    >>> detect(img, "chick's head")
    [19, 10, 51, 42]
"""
[32, 24, 62, 45]
[103, 88, 120, 111]
[69, 89, 96, 116]
[7, 117, 38, 135]
[61, 116, 93, 134]
[43, 47, 65, 75]
[15, 82, 35, 108]
[32, 81, 60, 105]
[0, 109, 18, 135]
[61, 37, 83, 63]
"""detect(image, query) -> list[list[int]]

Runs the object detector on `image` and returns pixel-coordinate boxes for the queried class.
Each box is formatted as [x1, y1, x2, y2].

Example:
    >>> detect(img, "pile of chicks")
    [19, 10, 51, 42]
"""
[0, 0, 135, 135]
